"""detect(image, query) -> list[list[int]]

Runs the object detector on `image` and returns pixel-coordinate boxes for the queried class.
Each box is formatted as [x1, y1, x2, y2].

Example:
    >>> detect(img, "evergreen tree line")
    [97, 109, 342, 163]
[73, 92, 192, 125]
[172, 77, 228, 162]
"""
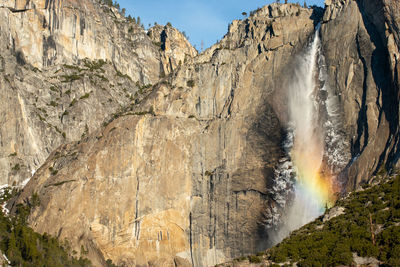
[0, 188, 119, 266]
[99, 0, 144, 27]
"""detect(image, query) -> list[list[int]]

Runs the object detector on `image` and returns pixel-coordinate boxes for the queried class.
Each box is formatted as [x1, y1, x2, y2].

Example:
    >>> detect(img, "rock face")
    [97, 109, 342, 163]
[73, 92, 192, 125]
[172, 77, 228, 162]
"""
[5, 1, 400, 267]
[0, 0, 195, 185]
[14, 3, 321, 266]
[148, 25, 198, 76]
[0, 0, 160, 83]
[320, 0, 400, 190]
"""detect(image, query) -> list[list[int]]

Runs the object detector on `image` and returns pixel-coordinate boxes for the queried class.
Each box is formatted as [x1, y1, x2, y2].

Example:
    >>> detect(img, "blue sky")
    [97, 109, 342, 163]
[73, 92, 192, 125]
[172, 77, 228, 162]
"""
[118, 0, 326, 50]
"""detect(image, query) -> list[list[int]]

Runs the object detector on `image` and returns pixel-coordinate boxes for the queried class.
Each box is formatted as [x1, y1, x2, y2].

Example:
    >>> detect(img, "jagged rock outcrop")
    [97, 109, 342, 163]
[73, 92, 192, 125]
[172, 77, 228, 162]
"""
[148, 25, 198, 76]
[7, 0, 400, 267]
[0, 0, 195, 185]
[14, 3, 320, 266]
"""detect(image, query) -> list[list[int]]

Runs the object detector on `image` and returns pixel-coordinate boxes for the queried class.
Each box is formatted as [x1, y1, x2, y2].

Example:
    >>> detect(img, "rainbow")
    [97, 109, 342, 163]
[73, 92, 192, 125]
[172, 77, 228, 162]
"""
[291, 127, 338, 210]
[292, 151, 337, 210]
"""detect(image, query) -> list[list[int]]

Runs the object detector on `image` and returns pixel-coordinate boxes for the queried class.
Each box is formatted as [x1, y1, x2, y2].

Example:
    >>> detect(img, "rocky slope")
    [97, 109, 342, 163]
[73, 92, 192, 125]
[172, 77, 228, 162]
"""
[4, 0, 400, 267]
[0, 0, 195, 185]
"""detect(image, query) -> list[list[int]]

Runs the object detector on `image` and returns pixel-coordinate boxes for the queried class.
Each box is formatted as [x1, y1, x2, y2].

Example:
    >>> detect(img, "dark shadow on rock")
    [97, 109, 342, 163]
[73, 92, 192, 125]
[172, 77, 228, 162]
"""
[355, 0, 399, 173]
[15, 50, 26, 65]
[352, 32, 369, 156]
[245, 101, 286, 253]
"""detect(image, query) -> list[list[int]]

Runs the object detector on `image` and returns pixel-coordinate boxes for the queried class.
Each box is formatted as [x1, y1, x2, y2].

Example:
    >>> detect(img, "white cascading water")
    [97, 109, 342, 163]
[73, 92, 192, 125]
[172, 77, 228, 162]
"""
[267, 24, 348, 245]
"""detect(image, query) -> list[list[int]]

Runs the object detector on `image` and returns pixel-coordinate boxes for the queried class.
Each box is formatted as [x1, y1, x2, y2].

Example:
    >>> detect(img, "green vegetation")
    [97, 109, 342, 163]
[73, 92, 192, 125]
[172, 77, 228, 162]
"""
[8, 152, 17, 157]
[57, 59, 107, 85]
[100, 0, 119, 9]
[49, 100, 58, 107]
[0, 188, 92, 266]
[45, 180, 76, 188]
[63, 65, 85, 72]
[11, 164, 21, 172]
[187, 79, 195, 88]
[62, 110, 69, 117]
[103, 106, 155, 128]
[38, 114, 46, 122]
[152, 41, 162, 48]
[249, 7, 262, 17]
[69, 99, 77, 107]
[49, 167, 58, 176]
[116, 70, 132, 81]
[106, 259, 118, 267]
[100, 0, 143, 28]
[94, 74, 109, 82]
[112, 108, 154, 119]
[37, 107, 48, 117]
[263, 175, 400, 266]
[248, 255, 262, 263]
[60, 73, 83, 83]
[136, 82, 152, 94]
[54, 126, 62, 134]
[83, 58, 106, 72]
[205, 171, 213, 176]
[79, 93, 91, 100]
[231, 174, 400, 266]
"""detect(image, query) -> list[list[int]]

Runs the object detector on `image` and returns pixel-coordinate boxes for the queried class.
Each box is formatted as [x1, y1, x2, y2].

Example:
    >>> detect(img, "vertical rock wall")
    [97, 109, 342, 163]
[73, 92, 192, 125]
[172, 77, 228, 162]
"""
[0, 0, 196, 186]
[321, 0, 400, 190]
[0, 0, 161, 84]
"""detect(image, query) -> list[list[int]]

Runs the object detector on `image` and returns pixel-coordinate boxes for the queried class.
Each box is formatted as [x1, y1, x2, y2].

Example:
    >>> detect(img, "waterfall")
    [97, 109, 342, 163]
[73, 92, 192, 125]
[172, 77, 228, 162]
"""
[267, 24, 346, 245]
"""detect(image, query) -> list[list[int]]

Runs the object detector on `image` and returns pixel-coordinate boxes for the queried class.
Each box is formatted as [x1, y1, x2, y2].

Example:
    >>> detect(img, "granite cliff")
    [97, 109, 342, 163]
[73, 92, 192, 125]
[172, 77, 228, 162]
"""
[0, 0, 195, 185]
[321, 0, 400, 191]
[1, 0, 399, 266]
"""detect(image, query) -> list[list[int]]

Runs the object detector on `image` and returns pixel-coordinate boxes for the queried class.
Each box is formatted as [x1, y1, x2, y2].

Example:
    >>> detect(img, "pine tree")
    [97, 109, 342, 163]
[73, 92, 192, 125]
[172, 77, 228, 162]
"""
[7, 233, 23, 265]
